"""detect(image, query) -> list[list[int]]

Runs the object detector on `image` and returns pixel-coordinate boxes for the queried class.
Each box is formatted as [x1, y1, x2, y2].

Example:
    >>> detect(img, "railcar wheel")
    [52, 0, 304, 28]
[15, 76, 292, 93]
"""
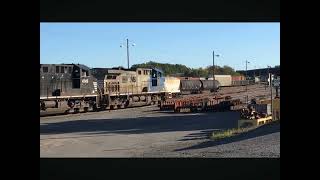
[190, 107, 197, 113]
[92, 104, 98, 111]
[124, 100, 130, 108]
[63, 110, 70, 115]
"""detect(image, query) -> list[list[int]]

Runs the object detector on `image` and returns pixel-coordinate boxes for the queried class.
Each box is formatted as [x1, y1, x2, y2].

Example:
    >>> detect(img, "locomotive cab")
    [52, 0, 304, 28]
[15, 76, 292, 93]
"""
[149, 68, 165, 93]
[136, 68, 152, 92]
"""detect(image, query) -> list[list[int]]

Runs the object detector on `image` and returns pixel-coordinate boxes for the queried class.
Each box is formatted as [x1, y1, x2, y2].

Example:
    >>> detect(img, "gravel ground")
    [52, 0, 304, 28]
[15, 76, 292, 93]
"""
[140, 122, 280, 158]
[40, 84, 280, 157]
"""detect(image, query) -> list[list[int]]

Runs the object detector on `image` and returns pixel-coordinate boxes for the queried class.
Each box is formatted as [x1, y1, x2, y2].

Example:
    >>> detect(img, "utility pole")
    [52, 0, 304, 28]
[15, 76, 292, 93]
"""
[273, 74, 280, 98]
[126, 38, 129, 69]
[212, 50, 220, 92]
[270, 72, 273, 120]
[60, 76, 63, 93]
[275, 82, 279, 97]
[212, 50, 215, 81]
[121, 38, 135, 69]
[267, 66, 273, 119]
[245, 60, 250, 104]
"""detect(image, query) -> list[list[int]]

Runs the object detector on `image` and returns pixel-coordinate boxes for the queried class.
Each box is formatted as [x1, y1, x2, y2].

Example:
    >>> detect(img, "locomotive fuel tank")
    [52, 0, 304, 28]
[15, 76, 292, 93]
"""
[40, 101, 57, 109]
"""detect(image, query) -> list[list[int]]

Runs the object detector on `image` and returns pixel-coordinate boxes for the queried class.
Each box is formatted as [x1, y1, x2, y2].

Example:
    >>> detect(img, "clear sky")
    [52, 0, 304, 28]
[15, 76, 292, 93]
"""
[40, 23, 280, 71]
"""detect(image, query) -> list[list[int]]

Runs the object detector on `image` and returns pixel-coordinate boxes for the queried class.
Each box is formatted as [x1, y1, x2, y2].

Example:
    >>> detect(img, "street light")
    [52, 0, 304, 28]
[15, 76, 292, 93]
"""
[212, 50, 220, 93]
[120, 38, 135, 69]
[245, 60, 250, 81]
[212, 50, 220, 81]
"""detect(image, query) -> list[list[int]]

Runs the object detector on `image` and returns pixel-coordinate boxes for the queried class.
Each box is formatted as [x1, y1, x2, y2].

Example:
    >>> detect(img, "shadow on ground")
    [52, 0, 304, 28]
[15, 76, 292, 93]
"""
[174, 122, 280, 152]
[176, 129, 216, 141]
[40, 111, 239, 137]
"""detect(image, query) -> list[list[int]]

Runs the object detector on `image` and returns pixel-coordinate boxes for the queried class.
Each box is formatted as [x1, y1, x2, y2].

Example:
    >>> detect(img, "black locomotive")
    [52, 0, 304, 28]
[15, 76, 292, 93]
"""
[40, 64, 99, 113]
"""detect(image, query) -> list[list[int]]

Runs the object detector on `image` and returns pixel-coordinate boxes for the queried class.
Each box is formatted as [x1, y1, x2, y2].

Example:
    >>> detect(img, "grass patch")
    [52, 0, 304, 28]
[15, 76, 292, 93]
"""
[211, 127, 253, 141]
[211, 120, 280, 141]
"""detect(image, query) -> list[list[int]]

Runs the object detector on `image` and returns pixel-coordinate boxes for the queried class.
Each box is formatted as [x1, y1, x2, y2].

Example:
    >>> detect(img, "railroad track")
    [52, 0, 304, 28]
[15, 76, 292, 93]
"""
[40, 84, 272, 117]
[40, 103, 157, 117]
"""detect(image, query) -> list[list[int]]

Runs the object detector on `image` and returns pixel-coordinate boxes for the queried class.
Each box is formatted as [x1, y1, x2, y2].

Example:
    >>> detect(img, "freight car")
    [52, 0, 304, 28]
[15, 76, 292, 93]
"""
[180, 79, 220, 94]
[181, 75, 256, 89]
[231, 80, 255, 86]
[206, 75, 256, 87]
[214, 75, 232, 86]
[200, 75, 232, 87]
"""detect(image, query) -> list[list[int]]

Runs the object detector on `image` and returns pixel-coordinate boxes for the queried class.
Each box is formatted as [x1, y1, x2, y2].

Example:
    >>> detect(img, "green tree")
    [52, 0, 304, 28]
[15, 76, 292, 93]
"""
[131, 61, 240, 77]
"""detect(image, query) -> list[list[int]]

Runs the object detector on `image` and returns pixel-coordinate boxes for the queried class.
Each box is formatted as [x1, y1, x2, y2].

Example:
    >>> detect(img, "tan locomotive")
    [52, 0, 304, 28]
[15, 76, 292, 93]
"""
[102, 67, 180, 109]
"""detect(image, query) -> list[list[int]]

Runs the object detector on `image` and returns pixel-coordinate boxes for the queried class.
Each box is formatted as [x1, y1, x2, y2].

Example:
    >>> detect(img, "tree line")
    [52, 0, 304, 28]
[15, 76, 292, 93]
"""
[92, 61, 279, 78]
[131, 61, 242, 77]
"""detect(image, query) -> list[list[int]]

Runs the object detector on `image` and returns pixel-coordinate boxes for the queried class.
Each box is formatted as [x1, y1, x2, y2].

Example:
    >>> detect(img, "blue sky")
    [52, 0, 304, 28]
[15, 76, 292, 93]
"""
[40, 23, 280, 71]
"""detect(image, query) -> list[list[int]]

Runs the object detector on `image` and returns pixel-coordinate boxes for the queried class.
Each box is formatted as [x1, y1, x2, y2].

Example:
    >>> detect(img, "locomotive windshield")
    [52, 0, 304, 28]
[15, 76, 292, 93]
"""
[151, 68, 163, 86]
[72, 66, 81, 88]
[106, 75, 117, 79]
